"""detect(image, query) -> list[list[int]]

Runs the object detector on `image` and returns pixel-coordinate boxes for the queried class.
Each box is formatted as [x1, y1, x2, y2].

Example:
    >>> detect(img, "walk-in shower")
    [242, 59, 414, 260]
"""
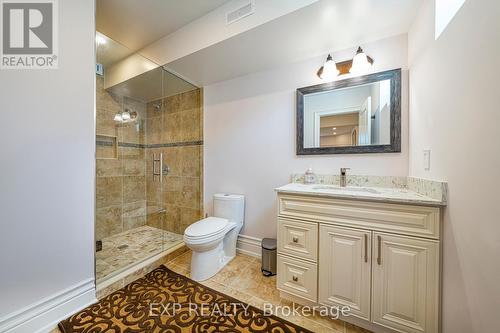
[95, 33, 202, 283]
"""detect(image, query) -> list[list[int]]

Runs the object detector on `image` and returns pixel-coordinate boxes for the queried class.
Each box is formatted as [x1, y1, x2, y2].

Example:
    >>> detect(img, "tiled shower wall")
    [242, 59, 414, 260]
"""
[95, 75, 203, 240]
[145, 89, 204, 235]
[95, 76, 147, 241]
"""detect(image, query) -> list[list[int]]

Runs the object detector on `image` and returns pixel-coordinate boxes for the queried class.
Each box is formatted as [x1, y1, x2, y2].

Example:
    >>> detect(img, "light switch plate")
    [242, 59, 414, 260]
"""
[423, 149, 431, 171]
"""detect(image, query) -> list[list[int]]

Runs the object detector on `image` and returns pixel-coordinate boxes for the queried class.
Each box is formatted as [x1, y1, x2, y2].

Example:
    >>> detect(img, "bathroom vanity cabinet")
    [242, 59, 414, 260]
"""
[276, 193, 442, 333]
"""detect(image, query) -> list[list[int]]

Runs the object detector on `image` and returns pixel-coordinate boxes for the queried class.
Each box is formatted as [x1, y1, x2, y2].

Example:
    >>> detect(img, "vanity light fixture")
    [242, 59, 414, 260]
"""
[317, 54, 339, 80]
[350, 47, 373, 74]
[317, 47, 374, 78]
[114, 109, 138, 123]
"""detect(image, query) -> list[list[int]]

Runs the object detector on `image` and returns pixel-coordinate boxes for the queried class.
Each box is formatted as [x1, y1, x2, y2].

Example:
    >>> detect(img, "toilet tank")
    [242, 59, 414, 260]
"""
[213, 193, 245, 223]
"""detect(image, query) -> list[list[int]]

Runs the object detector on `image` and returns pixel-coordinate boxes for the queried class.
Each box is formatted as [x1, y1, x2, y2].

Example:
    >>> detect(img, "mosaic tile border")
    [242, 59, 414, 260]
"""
[148, 140, 203, 148]
[96, 140, 204, 149]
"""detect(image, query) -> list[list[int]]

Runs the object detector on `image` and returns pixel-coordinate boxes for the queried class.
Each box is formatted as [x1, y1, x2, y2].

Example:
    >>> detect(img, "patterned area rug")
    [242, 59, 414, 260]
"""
[59, 265, 311, 332]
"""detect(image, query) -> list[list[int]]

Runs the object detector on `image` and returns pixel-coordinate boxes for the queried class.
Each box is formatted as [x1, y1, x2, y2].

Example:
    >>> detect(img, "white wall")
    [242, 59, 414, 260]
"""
[204, 34, 409, 239]
[408, 0, 500, 332]
[0, 0, 96, 329]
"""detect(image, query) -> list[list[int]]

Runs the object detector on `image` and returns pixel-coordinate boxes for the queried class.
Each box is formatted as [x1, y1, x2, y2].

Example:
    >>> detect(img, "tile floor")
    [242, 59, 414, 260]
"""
[95, 225, 183, 281]
[163, 251, 373, 333]
[52, 251, 373, 333]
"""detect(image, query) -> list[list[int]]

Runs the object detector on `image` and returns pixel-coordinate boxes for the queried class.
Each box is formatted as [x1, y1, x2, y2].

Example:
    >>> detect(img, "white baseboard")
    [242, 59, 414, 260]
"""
[236, 234, 262, 258]
[0, 236, 261, 333]
[0, 279, 96, 333]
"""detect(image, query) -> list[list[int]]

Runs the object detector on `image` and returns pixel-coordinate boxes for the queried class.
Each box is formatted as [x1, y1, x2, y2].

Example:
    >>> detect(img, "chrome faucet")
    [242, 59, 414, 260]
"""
[340, 168, 350, 187]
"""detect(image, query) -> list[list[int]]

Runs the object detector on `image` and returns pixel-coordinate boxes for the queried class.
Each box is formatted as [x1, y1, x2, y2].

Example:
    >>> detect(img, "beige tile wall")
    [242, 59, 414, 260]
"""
[145, 89, 202, 144]
[95, 76, 147, 241]
[96, 76, 203, 240]
[145, 89, 203, 234]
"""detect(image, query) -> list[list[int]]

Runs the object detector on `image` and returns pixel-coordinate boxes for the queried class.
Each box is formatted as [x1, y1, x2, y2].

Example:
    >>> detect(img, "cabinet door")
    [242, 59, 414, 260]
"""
[319, 225, 371, 321]
[372, 233, 439, 333]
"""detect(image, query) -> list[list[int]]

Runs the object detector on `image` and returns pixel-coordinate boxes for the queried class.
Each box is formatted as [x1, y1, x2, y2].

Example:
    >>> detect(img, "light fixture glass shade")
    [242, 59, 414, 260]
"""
[318, 54, 339, 80]
[114, 113, 123, 122]
[350, 47, 372, 74]
[121, 111, 131, 121]
[96, 35, 107, 46]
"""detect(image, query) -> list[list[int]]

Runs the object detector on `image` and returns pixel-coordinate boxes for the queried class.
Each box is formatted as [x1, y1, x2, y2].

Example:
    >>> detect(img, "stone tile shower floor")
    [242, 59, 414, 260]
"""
[95, 225, 183, 281]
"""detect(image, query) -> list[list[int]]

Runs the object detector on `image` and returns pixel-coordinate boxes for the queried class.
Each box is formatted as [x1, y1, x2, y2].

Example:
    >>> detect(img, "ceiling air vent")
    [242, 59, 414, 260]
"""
[226, 1, 255, 25]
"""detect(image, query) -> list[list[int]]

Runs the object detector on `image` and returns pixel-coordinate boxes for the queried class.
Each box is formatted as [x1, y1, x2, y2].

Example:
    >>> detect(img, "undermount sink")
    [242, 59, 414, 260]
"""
[312, 185, 380, 194]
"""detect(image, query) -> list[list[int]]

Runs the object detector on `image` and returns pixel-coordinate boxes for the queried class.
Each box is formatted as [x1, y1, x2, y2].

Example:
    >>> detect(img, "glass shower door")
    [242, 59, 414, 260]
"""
[95, 35, 167, 283]
[144, 67, 202, 251]
[95, 32, 202, 285]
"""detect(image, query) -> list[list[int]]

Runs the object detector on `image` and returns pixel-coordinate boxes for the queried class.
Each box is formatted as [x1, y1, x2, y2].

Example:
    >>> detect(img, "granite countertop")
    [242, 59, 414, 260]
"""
[275, 183, 446, 206]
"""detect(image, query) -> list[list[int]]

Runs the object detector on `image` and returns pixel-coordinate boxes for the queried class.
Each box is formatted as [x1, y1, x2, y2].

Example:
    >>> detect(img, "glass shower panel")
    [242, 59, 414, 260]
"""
[95, 32, 202, 284]
[95, 34, 167, 283]
[161, 68, 203, 238]
[144, 69, 202, 245]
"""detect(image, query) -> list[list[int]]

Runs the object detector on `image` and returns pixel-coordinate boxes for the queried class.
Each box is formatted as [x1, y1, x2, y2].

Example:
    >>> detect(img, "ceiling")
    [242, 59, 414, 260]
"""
[96, 0, 231, 52]
[96, 32, 136, 69]
[166, 0, 422, 86]
[107, 67, 198, 103]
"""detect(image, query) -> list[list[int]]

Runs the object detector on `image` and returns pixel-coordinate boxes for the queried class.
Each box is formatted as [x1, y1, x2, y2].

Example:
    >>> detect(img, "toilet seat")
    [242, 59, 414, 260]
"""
[184, 217, 229, 239]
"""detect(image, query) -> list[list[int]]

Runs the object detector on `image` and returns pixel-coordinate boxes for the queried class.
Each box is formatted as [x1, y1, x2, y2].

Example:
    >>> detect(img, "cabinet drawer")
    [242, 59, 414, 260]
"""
[278, 218, 318, 262]
[277, 255, 317, 302]
[278, 194, 440, 239]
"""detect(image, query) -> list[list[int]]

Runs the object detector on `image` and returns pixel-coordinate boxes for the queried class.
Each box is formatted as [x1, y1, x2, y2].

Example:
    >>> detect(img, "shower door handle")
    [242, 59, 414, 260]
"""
[153, 153, 170, 182]
[152, 153, 164, 182]
[159, 154, 163, 183]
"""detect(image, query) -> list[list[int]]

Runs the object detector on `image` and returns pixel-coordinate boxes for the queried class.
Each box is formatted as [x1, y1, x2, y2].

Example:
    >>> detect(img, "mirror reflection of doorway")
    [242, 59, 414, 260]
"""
[358, 97, 372, 145]
[318, 111, 360, 147]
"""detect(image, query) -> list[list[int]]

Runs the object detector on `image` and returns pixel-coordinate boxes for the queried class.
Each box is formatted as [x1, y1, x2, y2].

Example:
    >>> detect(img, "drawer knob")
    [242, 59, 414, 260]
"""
[292, 237, 299, 243]
[292, 275, 298, 282]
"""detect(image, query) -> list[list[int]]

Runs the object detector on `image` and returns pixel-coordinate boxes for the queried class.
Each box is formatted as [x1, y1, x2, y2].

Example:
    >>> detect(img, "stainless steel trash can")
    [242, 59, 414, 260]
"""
[261, 238, 277, 276]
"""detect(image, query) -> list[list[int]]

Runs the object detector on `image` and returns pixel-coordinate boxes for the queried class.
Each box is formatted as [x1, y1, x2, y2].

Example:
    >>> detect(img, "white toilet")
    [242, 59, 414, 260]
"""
[183, 193, 245, 281]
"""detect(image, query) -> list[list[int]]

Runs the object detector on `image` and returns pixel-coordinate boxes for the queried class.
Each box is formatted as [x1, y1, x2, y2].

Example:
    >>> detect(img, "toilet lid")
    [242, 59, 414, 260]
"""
[184, 217, 229, 238]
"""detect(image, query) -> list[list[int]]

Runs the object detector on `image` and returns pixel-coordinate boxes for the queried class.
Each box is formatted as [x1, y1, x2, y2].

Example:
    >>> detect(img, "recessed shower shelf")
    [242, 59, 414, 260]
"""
[96, 134, 118, 159]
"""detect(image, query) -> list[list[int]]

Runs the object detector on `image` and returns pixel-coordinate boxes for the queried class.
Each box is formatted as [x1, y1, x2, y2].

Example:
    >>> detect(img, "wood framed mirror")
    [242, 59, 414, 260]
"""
[296, 69, 401, 155]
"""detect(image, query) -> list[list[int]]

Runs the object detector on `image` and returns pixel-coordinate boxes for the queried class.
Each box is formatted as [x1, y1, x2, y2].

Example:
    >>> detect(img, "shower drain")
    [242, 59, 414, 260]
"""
[117, 244, 128, 250]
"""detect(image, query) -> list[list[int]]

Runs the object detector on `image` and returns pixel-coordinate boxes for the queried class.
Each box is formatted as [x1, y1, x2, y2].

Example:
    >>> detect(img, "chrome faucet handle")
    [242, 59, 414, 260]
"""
[340, 168, 351, 175]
